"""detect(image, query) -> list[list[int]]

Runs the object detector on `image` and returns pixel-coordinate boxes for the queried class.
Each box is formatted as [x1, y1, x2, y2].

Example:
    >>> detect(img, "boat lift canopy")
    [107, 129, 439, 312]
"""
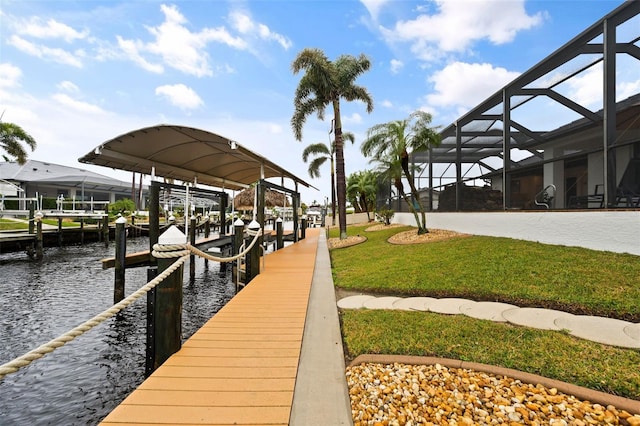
[78, 124, 315, 192]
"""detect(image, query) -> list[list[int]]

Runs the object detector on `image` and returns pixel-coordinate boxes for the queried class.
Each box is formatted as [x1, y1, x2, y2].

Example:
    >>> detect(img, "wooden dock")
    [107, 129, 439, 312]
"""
[100, 228, 320, 425]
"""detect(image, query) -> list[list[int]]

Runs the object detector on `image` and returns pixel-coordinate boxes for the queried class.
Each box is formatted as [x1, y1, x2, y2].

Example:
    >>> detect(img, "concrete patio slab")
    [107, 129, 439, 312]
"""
[392, 297, 436, 311]
[460, 301, 518, 322]
[337, 295, 375, 310]
[363, 296, 402, 310]
[554, 315, 640, 349]
[428, 298, 474, 315]
[502, 308, 576, 331]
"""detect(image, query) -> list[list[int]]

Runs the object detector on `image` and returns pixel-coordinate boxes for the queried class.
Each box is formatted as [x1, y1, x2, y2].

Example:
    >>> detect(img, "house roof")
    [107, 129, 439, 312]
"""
[78, 124, 315, 192]
[0, 159, 132, 191]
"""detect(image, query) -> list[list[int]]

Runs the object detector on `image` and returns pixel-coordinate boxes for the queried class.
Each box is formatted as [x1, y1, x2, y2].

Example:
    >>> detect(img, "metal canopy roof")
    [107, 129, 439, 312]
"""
[412, 0, 640, 168]
[78, 124, 314, 192]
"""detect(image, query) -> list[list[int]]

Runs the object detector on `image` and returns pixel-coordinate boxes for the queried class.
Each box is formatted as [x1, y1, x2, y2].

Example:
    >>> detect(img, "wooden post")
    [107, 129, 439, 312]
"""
[102, 215, 109, 247]
[276, 217, 284, 250]
[28, 202, 35, 234]
[293, 194, 300, 243]
[35, 212, 43, 260]
[189, 216, 196, 281]
[114, 216, 127, 303]
[245, 220, 261, 283]
[204, 217, 210, 269]
[232, 219, 244, 286]
[80, 218, 84, 245]
[219, 193, 228, 235]
[147, 226, 184, 373]
[57, 217, 63, 247]
[149, 182, 160, 267]
[301, 215, 307, 240]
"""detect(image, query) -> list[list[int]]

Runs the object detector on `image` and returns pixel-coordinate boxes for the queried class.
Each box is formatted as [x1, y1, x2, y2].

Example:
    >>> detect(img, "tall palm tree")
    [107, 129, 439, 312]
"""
[346, 169, 377, 221]
[301, 131, 354, 227]
[291, 48, 373, 240]
[361, 111, 440, 234]
[0, 120, 37, 164]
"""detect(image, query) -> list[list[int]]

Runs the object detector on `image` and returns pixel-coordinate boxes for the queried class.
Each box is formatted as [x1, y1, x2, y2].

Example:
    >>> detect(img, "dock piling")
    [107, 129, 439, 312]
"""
[114, 216, 127, 303]
[147, 226, 185, 374]
[189, 216, 196, 280]
[276, 217, 284, 250]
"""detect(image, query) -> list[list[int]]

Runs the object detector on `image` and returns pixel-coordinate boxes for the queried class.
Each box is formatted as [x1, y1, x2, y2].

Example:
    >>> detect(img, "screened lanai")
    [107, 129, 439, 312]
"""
[408, 0, 640, 212]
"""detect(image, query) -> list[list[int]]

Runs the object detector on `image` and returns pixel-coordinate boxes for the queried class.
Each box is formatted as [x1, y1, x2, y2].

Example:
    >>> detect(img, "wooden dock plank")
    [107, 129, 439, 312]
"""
[100, 229, 320, 425]
[122, 389, 294, 406]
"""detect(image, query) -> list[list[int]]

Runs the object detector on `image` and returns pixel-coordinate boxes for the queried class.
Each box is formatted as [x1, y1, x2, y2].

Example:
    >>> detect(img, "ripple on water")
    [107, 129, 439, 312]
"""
[0, 237, 235, 425]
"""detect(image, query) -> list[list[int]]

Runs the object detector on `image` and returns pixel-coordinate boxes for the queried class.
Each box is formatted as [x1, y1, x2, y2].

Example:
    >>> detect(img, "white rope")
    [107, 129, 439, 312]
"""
[185, 227, 262, 263]
[0, 227, 264, 380]
[0, 253, 188, 380]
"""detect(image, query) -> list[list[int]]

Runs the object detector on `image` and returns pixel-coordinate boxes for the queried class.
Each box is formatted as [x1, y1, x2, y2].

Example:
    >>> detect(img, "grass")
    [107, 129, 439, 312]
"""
[330, 224, 640, 321]
[330, 223, 640, 399]
[0, 218, 82, 230]
[341, 310, 640, 399]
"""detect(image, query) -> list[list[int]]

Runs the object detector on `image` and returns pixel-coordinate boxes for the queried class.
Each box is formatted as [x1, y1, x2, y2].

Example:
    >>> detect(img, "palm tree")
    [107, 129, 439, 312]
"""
[301, 131, 354, 227]
[347, 170, 377, 221]
[291, 48, 373, 239]
[361, 111, 440, 234]
[0, 120, 37, 164]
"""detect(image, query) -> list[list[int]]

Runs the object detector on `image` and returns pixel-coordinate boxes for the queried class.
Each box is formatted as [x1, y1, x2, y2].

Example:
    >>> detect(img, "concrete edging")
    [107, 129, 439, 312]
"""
[349, 354, 640, 415]
[290, 230, 353, 425]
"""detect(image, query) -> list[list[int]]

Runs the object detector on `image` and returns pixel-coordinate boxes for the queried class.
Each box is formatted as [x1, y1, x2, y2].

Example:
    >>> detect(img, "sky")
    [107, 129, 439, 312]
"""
[1, 0, 638, 205]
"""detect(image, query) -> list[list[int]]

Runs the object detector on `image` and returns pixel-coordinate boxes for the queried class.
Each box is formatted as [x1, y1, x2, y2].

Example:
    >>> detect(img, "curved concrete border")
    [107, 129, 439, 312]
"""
[349, 354, 640, 415]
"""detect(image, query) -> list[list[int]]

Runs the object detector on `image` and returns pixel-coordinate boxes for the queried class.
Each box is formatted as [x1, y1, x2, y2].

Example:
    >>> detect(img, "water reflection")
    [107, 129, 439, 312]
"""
[0, 237, 234, 425]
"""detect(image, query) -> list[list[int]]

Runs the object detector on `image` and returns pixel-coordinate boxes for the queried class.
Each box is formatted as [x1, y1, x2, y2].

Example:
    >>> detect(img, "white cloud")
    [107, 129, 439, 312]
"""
[16, 17, 89, 42]
[381, 0, 544, 61]
[0, 63, 22, 89]
[8, 35, 84, 67]
[155, 84, 203, 110]
[381, 99, 393, 108]
[268, 123, 283, 134]
[118, 4, 247, 77]
[228, 10, 292, 50]
[566, 67, 603, 108]
[390, 59, 403, 74]
[57, 81, 79, 93]
[426, 62, 520, 109]
[343, 113, 363, 125]
[51, 93, 106, 115]
[360, 0, 389, 21]
[116, 36, 164, 74]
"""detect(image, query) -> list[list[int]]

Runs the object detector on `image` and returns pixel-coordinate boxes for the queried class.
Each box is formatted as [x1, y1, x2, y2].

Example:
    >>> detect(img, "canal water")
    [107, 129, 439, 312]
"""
[0, 237, 236, 425]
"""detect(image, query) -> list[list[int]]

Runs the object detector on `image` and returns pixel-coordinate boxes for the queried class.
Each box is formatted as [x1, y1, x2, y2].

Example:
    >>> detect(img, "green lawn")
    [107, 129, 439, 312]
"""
[0, 218, 82, 230]
[330, 223, 640, 399]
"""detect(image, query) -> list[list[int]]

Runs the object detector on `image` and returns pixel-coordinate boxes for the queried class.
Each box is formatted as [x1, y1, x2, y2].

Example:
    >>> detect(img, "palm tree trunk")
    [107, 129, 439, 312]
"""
[398, 189, 422, 233]
[333, 100, 348, 239]
[401, 151, 428, 234]
[330, 157, 336, 227]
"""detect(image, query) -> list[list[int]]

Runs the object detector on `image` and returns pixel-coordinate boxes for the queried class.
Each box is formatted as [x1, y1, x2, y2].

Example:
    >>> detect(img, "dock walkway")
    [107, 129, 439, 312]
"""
[100, 228, 352, 425]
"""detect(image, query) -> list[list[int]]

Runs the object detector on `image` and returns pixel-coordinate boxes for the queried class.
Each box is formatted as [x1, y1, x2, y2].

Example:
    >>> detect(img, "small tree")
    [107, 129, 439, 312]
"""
[361, 111, 440, 234]
[0, 120, 37, 164]
[109, 198, 136, 217]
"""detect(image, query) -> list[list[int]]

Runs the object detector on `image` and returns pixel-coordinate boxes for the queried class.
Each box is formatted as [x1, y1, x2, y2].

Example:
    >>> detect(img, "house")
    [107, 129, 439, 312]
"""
[0, 159, 144, 212]
[405, 1, 640, 212]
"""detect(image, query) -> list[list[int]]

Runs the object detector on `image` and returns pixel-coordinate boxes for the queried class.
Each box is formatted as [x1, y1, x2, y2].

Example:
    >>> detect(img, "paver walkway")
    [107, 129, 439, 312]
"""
[337, 295, 640, 349]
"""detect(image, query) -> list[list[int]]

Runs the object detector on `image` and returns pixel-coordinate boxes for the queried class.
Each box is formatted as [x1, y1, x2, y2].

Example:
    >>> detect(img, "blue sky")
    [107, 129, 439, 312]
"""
[1, 0, 637, 204]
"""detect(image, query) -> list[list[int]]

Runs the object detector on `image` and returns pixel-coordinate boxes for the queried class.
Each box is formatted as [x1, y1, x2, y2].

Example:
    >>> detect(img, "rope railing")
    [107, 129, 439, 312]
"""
[0, 227, 263, 381]
[0, 253, 188, 381]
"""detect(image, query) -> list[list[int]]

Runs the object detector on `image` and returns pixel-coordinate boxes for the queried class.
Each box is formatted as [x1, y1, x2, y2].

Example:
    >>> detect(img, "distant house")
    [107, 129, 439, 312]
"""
[0, 159, 144, 211]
